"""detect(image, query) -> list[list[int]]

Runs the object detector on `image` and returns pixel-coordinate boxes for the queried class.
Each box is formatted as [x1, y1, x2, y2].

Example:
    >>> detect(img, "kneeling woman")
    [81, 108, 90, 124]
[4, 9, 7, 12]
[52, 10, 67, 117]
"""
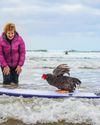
[0, 23, 26, 88]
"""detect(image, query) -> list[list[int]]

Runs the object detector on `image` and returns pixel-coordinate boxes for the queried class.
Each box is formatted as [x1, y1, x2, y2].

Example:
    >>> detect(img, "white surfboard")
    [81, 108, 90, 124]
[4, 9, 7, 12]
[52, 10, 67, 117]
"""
[0, 87, 99, 99]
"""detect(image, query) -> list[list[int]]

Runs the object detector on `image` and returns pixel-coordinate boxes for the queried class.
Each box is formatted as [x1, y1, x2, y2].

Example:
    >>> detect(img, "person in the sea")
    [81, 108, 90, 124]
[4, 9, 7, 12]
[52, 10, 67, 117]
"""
[0, 23, 26, 88]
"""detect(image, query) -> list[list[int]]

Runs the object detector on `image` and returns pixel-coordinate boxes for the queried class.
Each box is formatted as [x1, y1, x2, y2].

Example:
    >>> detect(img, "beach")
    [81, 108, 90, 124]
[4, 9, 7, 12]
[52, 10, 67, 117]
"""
[0, 119, 91, 125]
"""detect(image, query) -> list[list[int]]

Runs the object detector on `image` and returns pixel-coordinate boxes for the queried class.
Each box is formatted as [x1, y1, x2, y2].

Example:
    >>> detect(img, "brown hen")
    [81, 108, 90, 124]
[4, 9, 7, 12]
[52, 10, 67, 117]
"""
[42, 64, 81, 92]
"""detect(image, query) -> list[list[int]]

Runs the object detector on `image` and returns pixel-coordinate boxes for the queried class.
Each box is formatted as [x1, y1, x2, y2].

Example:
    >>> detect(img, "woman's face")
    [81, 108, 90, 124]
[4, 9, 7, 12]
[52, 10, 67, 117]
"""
[6, 30, 15, 40]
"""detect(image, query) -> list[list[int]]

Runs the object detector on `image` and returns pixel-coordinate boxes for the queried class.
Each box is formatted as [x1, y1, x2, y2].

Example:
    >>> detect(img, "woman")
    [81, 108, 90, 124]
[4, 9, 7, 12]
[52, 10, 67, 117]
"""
[0, 23, 26, 88]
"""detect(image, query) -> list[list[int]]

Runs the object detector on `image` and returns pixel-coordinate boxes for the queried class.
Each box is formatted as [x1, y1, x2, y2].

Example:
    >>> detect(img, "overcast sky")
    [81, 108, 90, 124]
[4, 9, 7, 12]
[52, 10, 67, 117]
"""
[0, 0, 100, 51]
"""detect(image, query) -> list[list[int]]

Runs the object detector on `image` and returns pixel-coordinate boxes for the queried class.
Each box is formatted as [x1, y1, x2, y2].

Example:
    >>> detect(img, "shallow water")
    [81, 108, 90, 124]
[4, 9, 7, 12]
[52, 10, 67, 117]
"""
[0, 51, 100, 125]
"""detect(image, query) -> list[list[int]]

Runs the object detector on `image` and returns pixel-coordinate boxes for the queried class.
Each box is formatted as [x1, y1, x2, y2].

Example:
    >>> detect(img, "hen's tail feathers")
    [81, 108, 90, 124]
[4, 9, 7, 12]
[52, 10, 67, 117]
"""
[72, 77, 81, 85]
[67, 77, 81, 92]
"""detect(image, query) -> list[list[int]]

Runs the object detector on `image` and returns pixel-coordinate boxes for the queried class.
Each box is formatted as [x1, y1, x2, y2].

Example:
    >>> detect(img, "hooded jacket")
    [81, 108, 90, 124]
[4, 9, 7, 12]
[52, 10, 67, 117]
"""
[0, 32, 26, 67]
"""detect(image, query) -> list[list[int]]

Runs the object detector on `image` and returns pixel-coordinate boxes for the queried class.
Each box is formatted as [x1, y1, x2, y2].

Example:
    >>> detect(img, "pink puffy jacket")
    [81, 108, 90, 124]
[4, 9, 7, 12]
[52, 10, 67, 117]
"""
[0, 32, 26, 67]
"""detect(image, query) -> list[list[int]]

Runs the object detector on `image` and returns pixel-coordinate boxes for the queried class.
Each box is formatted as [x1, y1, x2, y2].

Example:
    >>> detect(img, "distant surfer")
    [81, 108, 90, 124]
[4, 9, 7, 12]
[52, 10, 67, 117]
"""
[42, 64, 81, 92]
[0, 23, 26, 88]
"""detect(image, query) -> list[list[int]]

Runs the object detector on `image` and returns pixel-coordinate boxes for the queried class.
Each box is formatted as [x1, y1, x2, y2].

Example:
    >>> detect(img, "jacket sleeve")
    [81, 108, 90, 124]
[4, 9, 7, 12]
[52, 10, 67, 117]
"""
[0, 40, 8, 67]
[18, 36, 26, 66]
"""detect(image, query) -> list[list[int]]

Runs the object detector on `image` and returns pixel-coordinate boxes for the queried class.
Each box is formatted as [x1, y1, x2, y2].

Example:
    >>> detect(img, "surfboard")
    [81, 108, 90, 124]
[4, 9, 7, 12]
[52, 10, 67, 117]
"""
[0, 87, 99, 99]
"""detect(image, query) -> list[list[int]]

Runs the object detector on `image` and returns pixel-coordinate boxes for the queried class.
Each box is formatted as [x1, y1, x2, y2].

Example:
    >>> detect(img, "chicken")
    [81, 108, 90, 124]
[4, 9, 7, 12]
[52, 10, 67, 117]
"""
[42, 64, 81, 92]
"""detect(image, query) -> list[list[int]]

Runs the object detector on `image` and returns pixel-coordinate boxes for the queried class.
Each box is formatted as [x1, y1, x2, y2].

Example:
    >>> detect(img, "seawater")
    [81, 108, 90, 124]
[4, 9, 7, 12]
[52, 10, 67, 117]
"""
[0, 51, 100, 125]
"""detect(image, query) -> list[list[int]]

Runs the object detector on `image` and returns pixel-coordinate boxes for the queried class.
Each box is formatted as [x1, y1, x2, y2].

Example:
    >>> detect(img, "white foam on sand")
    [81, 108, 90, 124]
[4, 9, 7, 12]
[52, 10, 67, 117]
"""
[0, 96, 99, 125]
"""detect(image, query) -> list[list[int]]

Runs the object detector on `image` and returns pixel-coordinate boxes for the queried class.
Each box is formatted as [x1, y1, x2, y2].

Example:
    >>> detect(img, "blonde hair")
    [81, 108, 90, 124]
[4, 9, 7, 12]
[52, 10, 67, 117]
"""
[4, 23, 16, 33]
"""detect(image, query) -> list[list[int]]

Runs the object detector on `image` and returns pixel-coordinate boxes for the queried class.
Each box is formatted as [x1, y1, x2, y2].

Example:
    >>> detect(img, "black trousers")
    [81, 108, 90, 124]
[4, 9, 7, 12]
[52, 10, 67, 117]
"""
[1, 67, 19, 85]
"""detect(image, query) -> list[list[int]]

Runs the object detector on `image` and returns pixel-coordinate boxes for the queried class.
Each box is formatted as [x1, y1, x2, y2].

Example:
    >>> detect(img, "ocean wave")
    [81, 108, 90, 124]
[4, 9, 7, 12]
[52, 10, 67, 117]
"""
[78, 66, 100, 69]
[0, 96, 99, 125]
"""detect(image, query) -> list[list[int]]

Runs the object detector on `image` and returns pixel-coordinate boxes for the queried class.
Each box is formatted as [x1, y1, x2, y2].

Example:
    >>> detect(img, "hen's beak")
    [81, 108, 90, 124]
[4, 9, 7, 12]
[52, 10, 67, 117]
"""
[42, 75, 44, 79]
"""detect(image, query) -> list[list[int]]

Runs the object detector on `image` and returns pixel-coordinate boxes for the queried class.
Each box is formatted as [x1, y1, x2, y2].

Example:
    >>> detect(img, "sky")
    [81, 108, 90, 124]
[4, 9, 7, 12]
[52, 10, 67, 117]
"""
[0, 0, 100, 51]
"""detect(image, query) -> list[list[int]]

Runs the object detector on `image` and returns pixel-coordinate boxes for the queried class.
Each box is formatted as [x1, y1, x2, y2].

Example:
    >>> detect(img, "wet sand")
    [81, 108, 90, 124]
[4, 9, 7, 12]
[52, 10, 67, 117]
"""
[0, 119, 91, 125]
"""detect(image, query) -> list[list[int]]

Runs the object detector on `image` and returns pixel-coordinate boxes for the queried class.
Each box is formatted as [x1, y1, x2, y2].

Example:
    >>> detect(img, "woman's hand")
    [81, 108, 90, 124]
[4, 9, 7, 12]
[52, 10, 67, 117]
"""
[3, 66, 10, 75]
[16, 66, 22, 74]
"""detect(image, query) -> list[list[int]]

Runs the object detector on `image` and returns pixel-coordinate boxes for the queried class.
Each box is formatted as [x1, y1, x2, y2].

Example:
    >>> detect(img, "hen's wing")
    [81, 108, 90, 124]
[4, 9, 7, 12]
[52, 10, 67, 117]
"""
[53, 64, 70, 76]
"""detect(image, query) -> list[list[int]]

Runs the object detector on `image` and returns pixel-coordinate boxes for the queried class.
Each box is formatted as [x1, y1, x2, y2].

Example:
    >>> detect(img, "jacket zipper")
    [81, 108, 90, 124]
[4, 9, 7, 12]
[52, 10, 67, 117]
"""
[10, 43, 13, 66]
